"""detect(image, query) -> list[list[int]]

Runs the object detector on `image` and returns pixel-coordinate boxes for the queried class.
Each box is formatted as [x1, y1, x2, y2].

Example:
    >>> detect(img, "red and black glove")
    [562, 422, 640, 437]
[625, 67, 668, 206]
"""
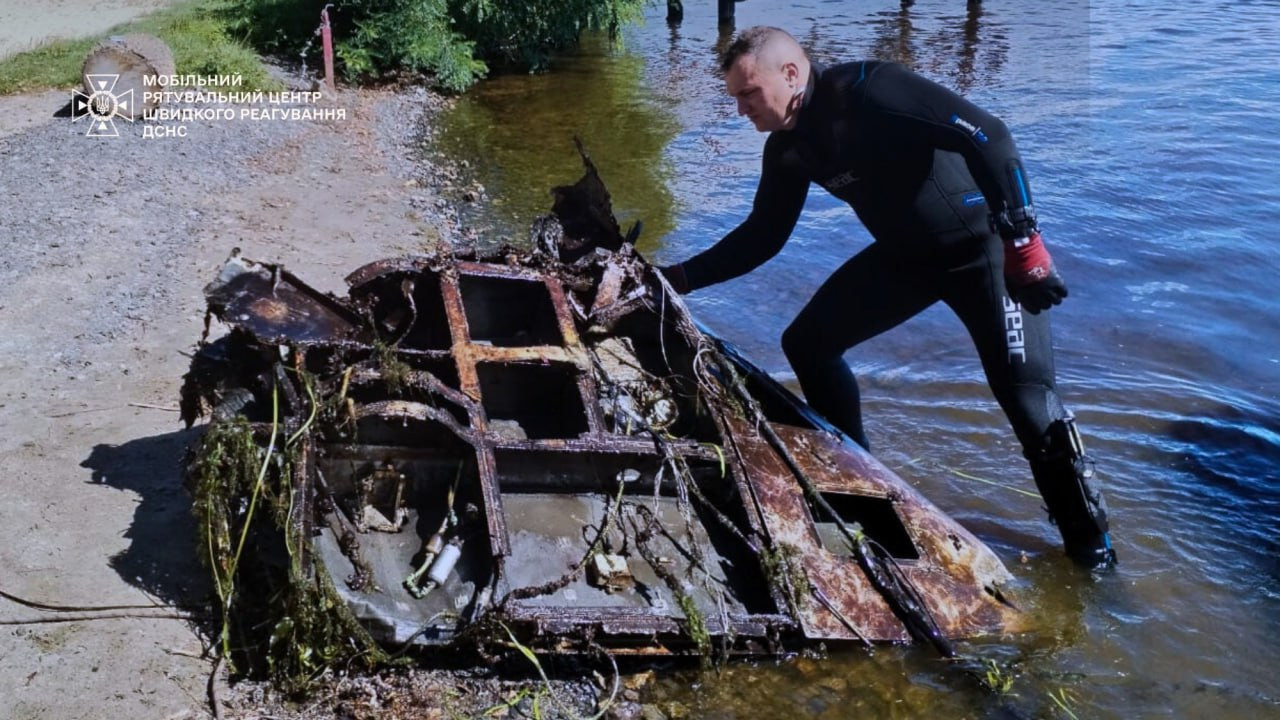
[1004, 231, 1068, 313]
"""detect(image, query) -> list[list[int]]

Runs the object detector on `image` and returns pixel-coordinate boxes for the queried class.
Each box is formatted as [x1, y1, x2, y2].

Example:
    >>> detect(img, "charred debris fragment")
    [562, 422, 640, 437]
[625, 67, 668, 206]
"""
[180, 149, 1022, 687]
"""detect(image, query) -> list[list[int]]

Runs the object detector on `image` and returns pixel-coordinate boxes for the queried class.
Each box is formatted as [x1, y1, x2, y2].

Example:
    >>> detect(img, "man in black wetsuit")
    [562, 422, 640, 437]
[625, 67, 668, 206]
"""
[659, 26, 1116, 568]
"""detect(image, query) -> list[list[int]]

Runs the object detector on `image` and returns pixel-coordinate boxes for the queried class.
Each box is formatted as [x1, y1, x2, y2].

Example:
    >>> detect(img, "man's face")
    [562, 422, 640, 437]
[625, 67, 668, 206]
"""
[726, 53, 798, 132]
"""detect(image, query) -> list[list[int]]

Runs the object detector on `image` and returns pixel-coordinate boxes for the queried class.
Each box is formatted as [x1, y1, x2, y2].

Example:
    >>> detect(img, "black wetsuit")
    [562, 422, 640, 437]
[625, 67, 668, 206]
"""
[678, 60, 1067, 454]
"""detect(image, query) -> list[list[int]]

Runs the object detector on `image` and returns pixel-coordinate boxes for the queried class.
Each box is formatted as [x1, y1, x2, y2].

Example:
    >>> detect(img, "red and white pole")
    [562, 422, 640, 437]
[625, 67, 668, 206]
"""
[320, 4, 335, 92]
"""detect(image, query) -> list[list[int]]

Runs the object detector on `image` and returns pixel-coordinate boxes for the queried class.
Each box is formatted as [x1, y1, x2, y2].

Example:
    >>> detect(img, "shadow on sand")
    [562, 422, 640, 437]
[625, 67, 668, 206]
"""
[81, 426, 213, 610]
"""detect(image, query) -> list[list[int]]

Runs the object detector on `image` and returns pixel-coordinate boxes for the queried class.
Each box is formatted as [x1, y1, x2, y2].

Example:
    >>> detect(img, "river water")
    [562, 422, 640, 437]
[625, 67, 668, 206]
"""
[428, 1, 1280, 717]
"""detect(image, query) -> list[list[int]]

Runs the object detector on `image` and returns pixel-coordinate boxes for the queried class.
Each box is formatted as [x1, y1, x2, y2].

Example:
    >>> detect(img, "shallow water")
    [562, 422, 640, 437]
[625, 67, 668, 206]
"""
[430, 1, 1280, 717]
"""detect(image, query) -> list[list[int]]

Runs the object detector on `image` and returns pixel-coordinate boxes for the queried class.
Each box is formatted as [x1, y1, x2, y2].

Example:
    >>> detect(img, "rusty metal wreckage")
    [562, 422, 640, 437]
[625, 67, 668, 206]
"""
[178, 149, 1024, 672]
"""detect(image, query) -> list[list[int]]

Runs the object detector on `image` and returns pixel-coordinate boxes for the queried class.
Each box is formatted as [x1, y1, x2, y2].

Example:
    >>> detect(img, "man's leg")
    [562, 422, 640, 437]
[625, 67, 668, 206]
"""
[782, 242, 937, 450]
[944, 236, 1115, 567]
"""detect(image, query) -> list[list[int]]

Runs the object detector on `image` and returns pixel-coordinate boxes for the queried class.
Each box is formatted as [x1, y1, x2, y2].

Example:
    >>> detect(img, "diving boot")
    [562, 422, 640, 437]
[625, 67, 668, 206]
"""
[1029, 416, 1117, 569]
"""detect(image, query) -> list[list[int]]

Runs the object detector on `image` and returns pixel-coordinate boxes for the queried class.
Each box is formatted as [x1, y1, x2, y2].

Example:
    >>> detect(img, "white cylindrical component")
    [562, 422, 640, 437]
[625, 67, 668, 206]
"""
[426, 543, 462, 586]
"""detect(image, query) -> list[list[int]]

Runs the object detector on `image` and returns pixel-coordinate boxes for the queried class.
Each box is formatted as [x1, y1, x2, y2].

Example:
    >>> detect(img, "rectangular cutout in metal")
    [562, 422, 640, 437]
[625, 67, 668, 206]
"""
[401, 274, 454, 350]
[476, 362, 588, 439]
[459, 275, 563, 347]
[812, 492, 919, 560]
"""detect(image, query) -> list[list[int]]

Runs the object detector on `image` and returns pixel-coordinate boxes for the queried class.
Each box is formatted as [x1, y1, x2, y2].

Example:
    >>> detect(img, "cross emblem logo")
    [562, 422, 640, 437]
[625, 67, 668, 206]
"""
[72, 74, 135, 137]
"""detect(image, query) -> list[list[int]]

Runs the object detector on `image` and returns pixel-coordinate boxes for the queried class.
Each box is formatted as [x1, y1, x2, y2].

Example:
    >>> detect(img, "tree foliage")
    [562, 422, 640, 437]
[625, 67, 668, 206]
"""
[450, 0, 645, 71]
[223, 0, 647, 91]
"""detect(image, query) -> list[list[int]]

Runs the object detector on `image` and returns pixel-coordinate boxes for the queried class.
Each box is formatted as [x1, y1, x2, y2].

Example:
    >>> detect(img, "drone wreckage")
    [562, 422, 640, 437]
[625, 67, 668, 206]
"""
[180, 152, 1023, 684]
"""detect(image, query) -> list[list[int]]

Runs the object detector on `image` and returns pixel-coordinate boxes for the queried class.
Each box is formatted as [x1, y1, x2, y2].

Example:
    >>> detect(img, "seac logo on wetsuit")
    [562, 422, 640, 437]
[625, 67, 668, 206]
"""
[823, 170, 861, 190]
[1003, 296, 1026, 363]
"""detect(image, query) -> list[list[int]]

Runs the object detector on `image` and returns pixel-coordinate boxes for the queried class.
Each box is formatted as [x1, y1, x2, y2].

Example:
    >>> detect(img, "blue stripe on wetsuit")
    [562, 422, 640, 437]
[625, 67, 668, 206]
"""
[1013, 165, 1029, 206]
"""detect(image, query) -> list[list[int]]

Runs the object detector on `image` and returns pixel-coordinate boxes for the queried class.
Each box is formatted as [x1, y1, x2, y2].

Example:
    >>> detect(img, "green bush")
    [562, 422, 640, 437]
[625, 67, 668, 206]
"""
[223, 0, 646, 91]
[450, 0, 645, 71]
[336, 0, 484, 90]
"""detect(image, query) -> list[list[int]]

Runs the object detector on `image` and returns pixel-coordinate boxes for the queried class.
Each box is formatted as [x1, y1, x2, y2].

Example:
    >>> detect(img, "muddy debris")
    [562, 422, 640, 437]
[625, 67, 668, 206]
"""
[179, 148, 1023, 690]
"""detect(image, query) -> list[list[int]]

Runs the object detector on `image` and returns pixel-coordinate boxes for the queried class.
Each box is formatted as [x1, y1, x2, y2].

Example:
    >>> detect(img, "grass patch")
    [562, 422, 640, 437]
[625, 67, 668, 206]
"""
[0, 38, 100, 94]
[0, 0, 281, 95]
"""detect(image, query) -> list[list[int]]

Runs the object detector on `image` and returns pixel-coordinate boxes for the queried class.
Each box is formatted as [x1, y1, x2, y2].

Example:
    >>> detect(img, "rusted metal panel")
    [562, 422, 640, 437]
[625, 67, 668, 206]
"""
[775, 425, 1023, 637]
[724, 415, 911, 642]
[204, 253, 364, 345]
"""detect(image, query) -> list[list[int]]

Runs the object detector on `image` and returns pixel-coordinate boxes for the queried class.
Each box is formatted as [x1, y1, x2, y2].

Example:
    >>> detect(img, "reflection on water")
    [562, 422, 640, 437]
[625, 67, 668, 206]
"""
[426, 0, 1280, 717]
[433, 34, 680, 247]
[864, 0, 1008, 92]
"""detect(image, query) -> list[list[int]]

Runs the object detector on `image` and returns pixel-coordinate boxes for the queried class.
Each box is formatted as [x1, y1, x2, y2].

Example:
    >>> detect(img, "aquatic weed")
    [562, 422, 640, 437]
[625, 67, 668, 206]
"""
[376, 341, 412, 395]
[187, 375, 390, 693]
[1048, 687, 1081, 719]
[761, 543, 808, 614]
[676, 592, 712, 660]
[983, 659, 1016, 695]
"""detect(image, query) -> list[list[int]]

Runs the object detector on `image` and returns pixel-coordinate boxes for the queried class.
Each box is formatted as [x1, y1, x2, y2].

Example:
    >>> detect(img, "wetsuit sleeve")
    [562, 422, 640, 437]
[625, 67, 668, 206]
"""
[865, 64, 1036, 229]
[678, 134, 809, 291]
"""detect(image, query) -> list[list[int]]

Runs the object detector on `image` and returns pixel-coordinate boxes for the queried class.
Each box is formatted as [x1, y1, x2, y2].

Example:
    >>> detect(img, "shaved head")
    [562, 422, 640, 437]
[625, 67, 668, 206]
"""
[720, 26, 808, 75]
[721, 27, 811, 132]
